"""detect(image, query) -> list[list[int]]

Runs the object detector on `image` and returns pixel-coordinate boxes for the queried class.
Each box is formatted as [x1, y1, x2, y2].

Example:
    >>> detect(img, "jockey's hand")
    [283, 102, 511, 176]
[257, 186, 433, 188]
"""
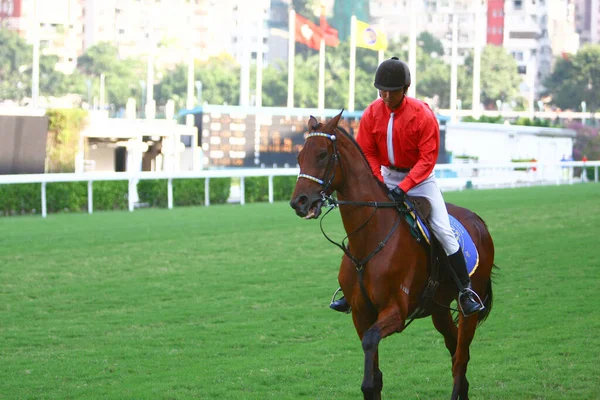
[388, 186, 406, 203]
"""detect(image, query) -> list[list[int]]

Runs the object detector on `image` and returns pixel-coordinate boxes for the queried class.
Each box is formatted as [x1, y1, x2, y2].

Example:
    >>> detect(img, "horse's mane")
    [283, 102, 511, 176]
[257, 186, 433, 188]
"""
[329, 124, 391, 195]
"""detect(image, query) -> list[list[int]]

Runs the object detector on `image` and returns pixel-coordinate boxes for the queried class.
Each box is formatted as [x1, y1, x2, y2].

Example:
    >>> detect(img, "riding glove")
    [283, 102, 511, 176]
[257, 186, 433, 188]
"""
[388, 186, 406, 203]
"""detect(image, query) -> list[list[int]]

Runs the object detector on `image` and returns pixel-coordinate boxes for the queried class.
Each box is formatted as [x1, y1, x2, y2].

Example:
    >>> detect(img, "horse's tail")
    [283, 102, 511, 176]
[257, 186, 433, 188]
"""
[476, 263, 498, 326]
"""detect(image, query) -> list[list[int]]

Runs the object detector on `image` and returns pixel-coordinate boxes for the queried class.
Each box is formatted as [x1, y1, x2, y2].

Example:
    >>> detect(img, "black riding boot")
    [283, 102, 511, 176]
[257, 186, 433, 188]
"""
[448, 249, 485, 317]
[329, 288, 351, 313]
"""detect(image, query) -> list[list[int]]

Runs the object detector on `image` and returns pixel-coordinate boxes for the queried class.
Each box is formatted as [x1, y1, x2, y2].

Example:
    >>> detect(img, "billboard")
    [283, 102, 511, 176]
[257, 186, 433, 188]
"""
[197, 107, 361, 168]
[187, 105, 446, 169]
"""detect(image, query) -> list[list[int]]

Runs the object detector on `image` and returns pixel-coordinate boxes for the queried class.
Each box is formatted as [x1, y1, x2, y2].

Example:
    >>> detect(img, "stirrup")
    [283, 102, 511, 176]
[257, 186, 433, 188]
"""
[458, 287, 485, 317]
[330, 287, 351, 314]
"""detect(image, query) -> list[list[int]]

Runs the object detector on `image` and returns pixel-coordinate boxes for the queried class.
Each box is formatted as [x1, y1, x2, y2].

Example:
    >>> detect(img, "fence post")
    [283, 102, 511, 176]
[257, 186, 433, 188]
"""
[268, 175, 274, 203]
[595, 166, 598, 183]
[205, 177, 210, 206]
[41, 182, 47, 218]
[240, 176, 245, 205]
[167, 178, 173, 209]
[88, 180, 93, 214]
[128, 179, 135, 212]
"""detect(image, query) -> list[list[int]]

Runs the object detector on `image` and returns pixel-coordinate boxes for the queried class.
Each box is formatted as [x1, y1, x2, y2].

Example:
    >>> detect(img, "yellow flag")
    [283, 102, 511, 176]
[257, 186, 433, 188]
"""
[355, 19, 388, 51]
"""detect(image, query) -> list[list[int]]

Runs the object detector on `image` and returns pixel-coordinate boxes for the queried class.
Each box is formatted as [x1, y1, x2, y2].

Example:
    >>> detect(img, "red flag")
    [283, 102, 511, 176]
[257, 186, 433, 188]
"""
[320, 5, 339, 47]
[295, 13, 323, 50]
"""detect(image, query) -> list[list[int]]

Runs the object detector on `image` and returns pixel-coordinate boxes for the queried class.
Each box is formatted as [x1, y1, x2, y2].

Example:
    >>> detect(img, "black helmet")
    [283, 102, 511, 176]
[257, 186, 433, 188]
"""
[374, 57, 411, 91]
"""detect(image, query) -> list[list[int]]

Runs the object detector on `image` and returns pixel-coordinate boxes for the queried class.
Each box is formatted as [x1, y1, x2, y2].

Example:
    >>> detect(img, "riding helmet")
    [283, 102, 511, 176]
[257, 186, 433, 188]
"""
[374, 57, 411, 91]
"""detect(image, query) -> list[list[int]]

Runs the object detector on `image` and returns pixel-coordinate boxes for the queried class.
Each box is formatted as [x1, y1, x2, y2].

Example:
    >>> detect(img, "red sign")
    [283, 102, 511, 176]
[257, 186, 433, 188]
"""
[0, 0, 21, 18]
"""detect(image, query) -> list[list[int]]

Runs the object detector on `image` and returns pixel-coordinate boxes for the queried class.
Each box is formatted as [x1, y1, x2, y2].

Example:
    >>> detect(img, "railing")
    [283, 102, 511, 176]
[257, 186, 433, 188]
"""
[0, 161, 598, 218]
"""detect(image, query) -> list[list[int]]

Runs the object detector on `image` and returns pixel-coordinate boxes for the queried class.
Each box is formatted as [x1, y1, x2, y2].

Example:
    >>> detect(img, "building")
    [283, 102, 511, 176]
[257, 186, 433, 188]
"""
[82, 0, 270, 70]
[574, 0, 599, 44]
[2, 0, 85, 74]
[370, 0, 486, 62]
[487, 0, 505, 45]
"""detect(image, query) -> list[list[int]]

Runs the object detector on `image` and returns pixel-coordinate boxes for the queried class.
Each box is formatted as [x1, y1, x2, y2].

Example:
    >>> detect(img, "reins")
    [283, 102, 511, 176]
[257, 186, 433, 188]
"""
[318, 196, 406, 315]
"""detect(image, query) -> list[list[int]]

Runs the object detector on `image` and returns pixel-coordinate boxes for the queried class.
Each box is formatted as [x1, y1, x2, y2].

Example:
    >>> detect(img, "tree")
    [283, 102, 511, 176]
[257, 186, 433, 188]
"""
[464, 45, 522, 109]
[155, 55, 241, 111]
[0, 29, 32, 102]
[418, 31, 444, 57]
[543, 44, 600, 112]
[76, 42, 143, 109]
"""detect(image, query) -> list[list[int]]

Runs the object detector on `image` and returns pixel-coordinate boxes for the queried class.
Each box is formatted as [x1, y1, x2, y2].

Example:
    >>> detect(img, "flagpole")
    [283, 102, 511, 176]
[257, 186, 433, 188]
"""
[348, 15, 357, 113]
[31, 0, 40, 108]
[408, 0, 417, 98]
[318, 38, 325, 112]
[256, 18, 263, 109]
[239, 5, 251, 106]
[287, 9, 296, 109]
[472, 0, 482, 119]
[376, 49, 384, 100]
[450, 13, 459, 123]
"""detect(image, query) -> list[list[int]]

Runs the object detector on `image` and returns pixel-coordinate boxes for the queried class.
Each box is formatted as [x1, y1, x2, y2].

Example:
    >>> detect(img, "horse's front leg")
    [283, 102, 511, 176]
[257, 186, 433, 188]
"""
[357, 308, 404, 400]
[450, 313, 479, 400]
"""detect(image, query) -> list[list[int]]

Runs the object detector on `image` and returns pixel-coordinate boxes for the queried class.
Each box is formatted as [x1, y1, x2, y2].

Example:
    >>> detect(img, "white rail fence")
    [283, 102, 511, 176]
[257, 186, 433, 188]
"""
[0, 161, 598, 218]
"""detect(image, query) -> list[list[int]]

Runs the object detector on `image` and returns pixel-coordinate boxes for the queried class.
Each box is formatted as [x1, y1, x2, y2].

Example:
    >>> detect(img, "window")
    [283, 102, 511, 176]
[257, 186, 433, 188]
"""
[517, 65, 527, 74]
[514, 0, 522, 9]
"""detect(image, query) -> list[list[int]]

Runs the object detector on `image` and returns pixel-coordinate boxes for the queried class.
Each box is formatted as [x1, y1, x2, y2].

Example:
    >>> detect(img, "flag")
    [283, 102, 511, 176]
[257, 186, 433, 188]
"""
[355, 19, 388, 51]
[295, 13, 323, 50]
[320, 5, 339, 47]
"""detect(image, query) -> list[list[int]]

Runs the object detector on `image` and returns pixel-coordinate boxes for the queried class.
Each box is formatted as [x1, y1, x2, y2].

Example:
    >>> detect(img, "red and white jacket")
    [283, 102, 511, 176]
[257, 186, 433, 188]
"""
[356, 96, 440, 193]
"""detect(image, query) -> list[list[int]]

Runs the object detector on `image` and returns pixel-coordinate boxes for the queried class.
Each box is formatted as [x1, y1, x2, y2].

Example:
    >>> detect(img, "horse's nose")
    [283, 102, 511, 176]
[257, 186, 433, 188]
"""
[290, 194, 309, 217]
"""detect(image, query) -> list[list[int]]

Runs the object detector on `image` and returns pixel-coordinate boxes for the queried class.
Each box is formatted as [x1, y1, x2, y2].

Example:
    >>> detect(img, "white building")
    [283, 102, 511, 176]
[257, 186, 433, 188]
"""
[10, 0, 84, 74]
[370, 0, 485, 61]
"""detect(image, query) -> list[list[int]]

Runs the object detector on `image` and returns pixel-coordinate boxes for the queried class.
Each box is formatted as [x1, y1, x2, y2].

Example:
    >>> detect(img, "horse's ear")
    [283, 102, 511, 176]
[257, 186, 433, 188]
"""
[325, 109, 344, 130]
[308, 115, 319, 130]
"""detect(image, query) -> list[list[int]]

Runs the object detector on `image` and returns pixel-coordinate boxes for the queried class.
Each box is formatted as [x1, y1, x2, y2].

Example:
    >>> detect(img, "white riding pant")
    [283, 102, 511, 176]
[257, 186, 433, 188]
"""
[382, 166, 459, 255]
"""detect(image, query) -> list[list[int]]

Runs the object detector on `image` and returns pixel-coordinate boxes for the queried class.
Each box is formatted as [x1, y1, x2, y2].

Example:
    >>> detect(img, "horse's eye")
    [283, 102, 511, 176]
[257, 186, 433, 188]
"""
[318, 151, 328, 161]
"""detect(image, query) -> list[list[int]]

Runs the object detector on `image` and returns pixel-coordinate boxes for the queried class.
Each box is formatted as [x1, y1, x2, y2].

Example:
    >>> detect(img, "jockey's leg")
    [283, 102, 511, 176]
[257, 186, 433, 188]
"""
[406, 173, 484, 317]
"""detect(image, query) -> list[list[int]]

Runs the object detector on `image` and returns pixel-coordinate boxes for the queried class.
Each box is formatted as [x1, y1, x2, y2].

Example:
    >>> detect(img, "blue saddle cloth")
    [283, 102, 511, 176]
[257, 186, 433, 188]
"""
[405, 201, 479, 277]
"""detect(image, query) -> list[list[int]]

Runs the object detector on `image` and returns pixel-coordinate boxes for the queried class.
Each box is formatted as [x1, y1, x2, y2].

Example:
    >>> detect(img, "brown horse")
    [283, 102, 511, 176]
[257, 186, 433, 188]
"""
[289, 111, 495, 400]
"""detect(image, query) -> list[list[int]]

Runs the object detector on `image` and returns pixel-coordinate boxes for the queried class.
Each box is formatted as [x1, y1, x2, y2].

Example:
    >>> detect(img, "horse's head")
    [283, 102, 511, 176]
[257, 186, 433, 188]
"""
[290, 111, 344, 219]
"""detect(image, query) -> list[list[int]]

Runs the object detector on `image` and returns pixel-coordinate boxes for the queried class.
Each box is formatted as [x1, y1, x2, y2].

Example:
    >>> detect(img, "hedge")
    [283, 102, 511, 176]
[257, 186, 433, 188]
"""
[0, 175, 300, 216]
[0, 181, 128, 216]
[137, 178, 231, 208]
[244, 176, 297, 203]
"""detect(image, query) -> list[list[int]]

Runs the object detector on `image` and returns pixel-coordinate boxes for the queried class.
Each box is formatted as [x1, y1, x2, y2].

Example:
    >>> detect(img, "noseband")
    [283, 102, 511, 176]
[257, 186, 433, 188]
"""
[297, 132, 339, 196]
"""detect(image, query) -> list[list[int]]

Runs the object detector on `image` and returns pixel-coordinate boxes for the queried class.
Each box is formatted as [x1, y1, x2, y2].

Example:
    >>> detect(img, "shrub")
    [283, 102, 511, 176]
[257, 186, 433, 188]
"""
[93, 181, 129, 210]
[244, 176, 297, 203]
[46, 109, 88, 173]
[137, 178, 231, 207]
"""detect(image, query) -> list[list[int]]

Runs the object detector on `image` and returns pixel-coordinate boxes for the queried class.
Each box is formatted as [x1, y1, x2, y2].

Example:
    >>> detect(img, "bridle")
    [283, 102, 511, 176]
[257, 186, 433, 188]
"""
[297, 131, 340, 199]
[297, 128, 404, 315]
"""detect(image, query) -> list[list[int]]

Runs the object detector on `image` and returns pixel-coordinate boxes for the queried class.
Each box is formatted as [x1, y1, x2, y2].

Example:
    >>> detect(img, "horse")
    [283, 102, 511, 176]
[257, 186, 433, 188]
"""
[289, 111, 495, 400]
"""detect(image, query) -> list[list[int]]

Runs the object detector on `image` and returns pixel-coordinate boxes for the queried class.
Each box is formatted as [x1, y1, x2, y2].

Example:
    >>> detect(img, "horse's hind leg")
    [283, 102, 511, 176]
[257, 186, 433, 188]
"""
[450, 314, 479, 400]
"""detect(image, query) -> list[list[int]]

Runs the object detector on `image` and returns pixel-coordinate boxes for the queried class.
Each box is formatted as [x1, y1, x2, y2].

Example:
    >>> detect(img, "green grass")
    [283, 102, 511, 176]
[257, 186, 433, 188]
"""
[1, 184, 599, 399]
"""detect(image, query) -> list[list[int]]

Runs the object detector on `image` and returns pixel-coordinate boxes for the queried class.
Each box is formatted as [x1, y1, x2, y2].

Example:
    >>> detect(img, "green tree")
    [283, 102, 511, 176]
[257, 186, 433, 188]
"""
[76, 42, 143, 109]
[464, 45, 522, 109]
[543, 44, 600, 112]
[418, 31, 444, 57]
[0, 29, 31, 102]
[155, 55, 241, 111]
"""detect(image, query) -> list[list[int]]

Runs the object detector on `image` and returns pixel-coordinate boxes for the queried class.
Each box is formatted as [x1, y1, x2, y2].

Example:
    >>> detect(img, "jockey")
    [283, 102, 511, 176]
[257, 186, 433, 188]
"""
[329, 57, 484, 317]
